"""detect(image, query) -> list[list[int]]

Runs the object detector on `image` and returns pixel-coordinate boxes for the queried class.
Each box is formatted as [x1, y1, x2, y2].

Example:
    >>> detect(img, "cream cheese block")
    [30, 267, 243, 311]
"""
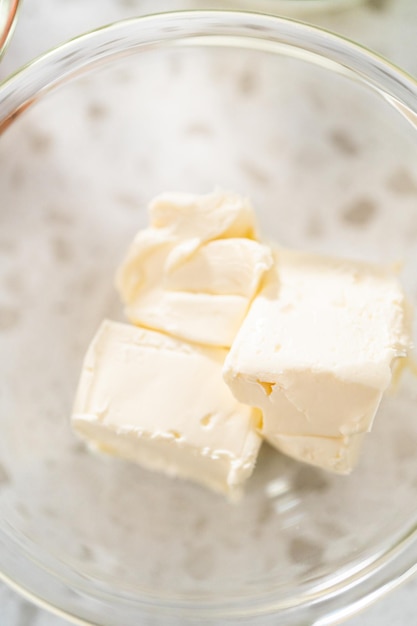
[270, 433, 365, 474]
[224, 248, 411, 469]
[72, 320, 262, 496]
[116, 191, 272, 347]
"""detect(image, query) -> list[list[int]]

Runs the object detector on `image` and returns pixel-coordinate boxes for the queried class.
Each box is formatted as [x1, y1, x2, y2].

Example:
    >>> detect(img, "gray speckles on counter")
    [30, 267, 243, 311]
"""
[292, 466, 329, 493]
[341, 197, 379, 226]
[0, 239, 16, 255]
[0, 462, 11, 486]
[0, 305, 20, 331]
[328, 128, 361, 157]
[289, 536, 325, 568]
[305, 214, 325, 239]
[386, 167, 417, 195]
[26, 130, 53, 155]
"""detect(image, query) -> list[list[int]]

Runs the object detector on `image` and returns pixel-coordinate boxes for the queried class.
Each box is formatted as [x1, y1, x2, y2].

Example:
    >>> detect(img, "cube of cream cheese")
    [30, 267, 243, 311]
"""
[223, 248, 412, 469]
[269, 433, 365, 474]
[116, 191, 272, 348]
[72, 320, 261, 497]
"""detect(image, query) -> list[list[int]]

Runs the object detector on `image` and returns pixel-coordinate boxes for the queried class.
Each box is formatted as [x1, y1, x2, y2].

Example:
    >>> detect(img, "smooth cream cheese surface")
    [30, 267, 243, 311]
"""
[223, 248, 411, 471]
[116, 191, 273, 348]
[269, 433, 365, 474]
[72, 320, 261, 497]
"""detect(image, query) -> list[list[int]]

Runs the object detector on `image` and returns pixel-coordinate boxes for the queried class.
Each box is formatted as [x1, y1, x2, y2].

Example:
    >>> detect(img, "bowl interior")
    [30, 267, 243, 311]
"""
[0, 37, 417, 622]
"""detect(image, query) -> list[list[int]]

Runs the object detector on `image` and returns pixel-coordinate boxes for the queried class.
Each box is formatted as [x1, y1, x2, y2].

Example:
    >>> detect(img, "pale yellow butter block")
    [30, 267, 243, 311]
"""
[270, 433, 365, 474]
[224, 248, 411, 455]
[72, 320, 261, 497]
[116, 191, 272, 347]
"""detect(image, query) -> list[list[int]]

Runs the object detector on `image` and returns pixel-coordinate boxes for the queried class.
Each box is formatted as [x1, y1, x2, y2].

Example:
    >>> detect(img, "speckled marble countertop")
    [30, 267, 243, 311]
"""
[1, 1, 417, 625]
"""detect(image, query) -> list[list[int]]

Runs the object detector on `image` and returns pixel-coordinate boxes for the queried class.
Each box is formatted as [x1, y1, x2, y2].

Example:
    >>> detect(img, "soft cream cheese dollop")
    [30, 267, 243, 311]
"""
[223, 248, 412, 472]
[116, 191, 273, 348]
[72, 320, 261, 497]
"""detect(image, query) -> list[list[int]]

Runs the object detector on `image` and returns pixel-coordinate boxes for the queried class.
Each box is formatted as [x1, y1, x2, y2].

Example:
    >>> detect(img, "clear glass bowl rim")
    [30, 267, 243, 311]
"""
[0, 9, 417, 626]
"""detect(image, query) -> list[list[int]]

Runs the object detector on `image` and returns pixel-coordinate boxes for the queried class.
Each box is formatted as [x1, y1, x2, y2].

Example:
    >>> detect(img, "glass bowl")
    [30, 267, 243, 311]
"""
[0, 0, 19, 57]
[0, 11, 417, 626]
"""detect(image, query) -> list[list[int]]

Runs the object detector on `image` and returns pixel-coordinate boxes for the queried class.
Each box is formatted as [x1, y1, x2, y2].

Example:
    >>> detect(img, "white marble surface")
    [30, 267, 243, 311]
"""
[1, 1, 417, 625]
